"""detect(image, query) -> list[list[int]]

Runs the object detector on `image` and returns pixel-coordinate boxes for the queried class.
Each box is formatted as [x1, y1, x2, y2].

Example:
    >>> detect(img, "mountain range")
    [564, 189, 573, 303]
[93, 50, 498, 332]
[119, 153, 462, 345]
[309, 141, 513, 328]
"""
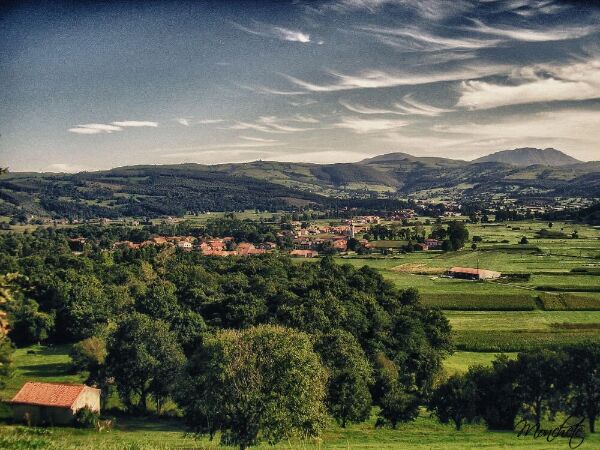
[1, 148, 597, 218]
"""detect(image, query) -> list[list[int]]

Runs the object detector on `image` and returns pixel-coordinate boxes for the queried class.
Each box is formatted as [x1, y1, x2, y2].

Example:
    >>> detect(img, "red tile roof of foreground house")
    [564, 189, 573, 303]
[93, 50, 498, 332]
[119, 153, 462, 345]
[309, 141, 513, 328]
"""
[10, 382, 87, 408]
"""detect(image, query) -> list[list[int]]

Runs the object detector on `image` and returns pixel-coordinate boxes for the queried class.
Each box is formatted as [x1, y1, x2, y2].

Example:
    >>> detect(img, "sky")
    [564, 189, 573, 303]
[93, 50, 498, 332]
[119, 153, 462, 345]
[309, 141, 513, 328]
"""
[1, 0, 599, 172]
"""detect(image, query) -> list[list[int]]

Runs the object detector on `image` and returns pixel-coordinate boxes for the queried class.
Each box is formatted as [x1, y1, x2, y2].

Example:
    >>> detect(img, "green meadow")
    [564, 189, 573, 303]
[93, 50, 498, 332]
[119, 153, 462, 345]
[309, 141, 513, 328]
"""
[1, 343, 598, 449]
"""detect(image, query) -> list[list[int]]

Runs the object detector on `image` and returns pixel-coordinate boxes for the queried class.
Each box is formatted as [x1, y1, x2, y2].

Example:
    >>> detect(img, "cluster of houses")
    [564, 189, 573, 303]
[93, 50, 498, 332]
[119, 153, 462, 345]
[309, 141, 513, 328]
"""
[112, 236, 277, 257]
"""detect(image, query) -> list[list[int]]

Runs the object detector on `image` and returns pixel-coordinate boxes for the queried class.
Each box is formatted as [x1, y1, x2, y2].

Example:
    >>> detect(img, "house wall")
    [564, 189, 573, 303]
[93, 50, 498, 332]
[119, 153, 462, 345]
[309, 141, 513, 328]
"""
[71, 386, 101, 413]
[12, 404, 75, 425]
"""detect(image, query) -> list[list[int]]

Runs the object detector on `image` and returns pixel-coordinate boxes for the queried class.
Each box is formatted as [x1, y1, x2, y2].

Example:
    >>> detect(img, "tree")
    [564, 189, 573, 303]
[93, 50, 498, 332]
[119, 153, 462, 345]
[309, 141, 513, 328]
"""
[8, 298, 55, 346]
[562, 342, 600, 433]
[467, 355, 521, 430]
[0, 274, 15, 388]
[429, 373, 477, 430]
[315, 330, 373, 427]
[0, 337, 13, 389]
[514, 349, 565, 427]
[105, 313, 185, 413]
[447, 221, 469, 251]
[371, 353, 420, 428]
[378, 384, 420, 428]
[520, 236, 529, 245]
[347, 238, 361, 252]
[179, 325, 327, 450]
[136, 280, 179, 320]
[70, 336, 107, 383]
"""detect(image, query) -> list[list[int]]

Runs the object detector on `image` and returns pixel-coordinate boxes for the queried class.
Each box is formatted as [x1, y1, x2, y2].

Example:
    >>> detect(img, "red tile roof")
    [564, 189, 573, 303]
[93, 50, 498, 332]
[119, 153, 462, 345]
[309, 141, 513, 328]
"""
[10, 382, 86, 408]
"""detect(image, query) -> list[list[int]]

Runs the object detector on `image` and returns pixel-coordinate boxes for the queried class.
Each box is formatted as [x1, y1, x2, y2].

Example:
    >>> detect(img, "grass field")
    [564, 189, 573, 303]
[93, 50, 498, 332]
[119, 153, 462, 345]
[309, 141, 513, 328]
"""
[3, 411, 598, 449]
[2, 346, 598, 449]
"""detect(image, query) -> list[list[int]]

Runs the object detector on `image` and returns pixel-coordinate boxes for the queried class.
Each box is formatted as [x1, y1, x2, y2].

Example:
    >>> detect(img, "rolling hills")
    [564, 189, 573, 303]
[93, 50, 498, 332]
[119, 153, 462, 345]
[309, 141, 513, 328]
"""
[0, 148, 598, 218]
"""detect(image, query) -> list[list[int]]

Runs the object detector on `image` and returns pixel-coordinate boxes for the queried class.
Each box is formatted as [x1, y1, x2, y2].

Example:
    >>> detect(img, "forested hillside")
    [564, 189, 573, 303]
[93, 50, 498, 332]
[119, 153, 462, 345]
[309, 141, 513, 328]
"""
[1, 150, 598, 219]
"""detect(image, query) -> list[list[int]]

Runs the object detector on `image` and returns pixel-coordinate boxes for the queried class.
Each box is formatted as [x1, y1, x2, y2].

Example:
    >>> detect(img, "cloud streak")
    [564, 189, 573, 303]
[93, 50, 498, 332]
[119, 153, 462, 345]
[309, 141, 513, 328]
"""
[464, 18, 596, 42]
[69, 120, 158, 134]
[333, 116, 409, 133]
[457, 58, 600, 109]
[232, 21, 313, 43]
[282, 64, 507, 92]
[111, 120, 158, 127]
[357, 25, 501, 51]
[230, 115, 317, 134]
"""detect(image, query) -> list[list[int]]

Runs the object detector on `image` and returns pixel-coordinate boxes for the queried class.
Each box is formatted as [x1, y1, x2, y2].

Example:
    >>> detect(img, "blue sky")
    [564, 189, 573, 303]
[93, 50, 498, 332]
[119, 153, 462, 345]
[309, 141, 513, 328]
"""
[1, 0, 599, 172]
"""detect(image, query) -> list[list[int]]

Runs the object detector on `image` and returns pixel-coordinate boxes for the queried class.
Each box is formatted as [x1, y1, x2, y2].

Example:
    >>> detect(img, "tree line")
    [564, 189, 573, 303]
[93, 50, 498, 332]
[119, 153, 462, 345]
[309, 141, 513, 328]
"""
[430, 345, 599, 436]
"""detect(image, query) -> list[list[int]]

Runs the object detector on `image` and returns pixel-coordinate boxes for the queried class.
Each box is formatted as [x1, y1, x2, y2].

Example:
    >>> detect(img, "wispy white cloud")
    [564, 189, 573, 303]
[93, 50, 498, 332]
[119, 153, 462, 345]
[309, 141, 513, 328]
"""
[339, 99, 405, 115]
[464, 18, 596, 42]
[69, 120, 157, 134]
[239, 136, 280, 143]
[111, 120, 158, 127]
[357, 25, 501, 51]
[282, 63, 507, 92]
[230, 115, 316, 134]
[290, 114, 320, 123]
[431, 108, 600, 158]
[68, 123, 122, 134]
[394, 95, 453, 116]
[457, 58, 600, 109]
[340, 96, 451, 117]
[161, 140, 282, 159]
[197, 119, 224, 124]
[240, 84, 306, 96]
[497, 0, 567, 17]
[320, 0, 473, 21]
[232, 21, 313, 43]
[333, 116, 409, 133]
[288, 98, 318, 107]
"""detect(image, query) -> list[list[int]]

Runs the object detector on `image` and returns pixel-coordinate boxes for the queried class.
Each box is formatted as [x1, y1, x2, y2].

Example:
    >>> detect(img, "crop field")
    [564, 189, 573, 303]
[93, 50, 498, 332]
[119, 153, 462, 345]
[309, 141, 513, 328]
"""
[337, 220, 600, 353]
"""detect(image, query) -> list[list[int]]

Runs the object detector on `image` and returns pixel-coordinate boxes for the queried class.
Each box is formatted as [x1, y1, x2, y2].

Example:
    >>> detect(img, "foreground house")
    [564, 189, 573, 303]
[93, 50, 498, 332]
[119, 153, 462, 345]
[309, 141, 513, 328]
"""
[448, 266, 501, 280]
[10, 382, 100, 425]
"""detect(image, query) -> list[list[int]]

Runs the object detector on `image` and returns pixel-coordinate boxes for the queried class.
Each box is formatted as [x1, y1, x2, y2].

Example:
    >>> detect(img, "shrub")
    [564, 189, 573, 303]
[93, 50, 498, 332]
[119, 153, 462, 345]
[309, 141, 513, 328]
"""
[74, 407, 99, 429]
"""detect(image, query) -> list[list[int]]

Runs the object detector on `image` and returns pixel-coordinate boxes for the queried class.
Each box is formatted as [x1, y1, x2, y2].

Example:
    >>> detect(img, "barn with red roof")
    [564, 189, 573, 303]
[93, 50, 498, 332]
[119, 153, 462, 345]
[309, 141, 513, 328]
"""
[9, 382, 100, 425]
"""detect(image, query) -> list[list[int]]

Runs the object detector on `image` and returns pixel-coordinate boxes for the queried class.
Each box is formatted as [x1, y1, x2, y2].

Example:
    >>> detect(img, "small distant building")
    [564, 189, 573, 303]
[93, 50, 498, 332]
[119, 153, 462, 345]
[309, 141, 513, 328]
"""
[331, 238, 348, 251]
[257, 242, 277, 251]
[448, 266, 501, 280]
[290, 250, 319, 258]
[177, 241, 193, 251]
[152, 236, 168, 245]
[424, 239, 442, 250]
[10, 382, 100, 426]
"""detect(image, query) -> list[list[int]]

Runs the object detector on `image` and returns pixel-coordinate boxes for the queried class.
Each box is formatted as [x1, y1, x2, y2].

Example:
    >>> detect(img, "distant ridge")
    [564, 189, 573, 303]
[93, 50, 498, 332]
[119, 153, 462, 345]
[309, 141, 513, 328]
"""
[472, 147, 580, 167]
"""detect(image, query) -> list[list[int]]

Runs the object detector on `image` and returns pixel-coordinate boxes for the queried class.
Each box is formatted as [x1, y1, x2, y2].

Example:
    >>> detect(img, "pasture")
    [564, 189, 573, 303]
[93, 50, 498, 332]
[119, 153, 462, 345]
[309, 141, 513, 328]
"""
[338, 220, 600, 352]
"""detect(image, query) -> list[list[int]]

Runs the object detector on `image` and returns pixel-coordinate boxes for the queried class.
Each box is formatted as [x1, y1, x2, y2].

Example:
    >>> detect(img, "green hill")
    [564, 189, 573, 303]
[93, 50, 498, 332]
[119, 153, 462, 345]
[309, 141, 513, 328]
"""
[0, 151, 598, 218]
